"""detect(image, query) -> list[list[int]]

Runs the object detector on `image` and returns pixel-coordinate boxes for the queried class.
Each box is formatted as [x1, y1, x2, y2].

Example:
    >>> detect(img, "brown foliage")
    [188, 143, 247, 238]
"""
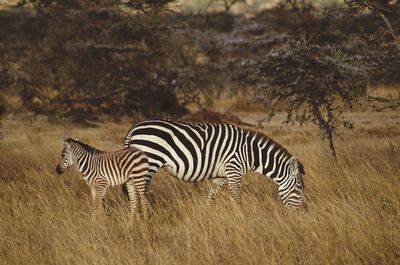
[7, 0, 218, 121]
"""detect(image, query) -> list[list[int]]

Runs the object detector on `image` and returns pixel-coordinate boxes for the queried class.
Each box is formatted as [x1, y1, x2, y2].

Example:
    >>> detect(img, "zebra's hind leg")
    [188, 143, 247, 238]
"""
[125, 179, 140, 216]
[207, 178, 227, 203]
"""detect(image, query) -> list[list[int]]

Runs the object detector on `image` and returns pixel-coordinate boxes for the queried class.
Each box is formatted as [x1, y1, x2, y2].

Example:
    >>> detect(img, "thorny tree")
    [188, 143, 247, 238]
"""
[343, 0, 400, 52]
[243, 42, 368, 160]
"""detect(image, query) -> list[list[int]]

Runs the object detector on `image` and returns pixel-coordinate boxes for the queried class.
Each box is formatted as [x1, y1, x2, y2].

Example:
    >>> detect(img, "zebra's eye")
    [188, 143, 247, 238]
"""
[61, 148, 68, 158]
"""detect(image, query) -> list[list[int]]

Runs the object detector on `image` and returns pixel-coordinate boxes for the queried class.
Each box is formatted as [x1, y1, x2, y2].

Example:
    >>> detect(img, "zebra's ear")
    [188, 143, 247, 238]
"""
[289, 157, 299, 174]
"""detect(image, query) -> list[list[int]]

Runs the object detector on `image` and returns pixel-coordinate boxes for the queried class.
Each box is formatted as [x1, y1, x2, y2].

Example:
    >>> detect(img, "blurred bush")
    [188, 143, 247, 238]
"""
[1, 0, 399, 124]
[3, 0, 218, 121]
[0, 67, 12, 117]
[240, 41, 370, 158]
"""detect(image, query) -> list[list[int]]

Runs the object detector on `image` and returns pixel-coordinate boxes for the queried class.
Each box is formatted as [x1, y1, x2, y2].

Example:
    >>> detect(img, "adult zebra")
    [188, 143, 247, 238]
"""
[56, 138, 150, 216]
[124, 119, 305, 208]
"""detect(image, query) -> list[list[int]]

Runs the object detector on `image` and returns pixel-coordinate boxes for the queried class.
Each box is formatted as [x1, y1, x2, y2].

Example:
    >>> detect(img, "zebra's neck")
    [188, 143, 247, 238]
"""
[250, 135, 291, 180]
[71, 144, 98, 177]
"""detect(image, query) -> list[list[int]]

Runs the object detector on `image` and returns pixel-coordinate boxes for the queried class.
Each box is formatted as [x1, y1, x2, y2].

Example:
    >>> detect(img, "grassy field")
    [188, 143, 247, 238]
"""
[0, 110, 399, 265]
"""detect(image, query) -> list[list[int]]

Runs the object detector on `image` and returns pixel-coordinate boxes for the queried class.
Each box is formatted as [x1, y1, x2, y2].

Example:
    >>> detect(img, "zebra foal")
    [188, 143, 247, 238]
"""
[56, 138, 149, 216]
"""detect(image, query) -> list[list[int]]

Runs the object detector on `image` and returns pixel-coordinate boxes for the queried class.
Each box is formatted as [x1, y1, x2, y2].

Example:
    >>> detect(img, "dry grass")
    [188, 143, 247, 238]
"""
[0, 111, 399, 265]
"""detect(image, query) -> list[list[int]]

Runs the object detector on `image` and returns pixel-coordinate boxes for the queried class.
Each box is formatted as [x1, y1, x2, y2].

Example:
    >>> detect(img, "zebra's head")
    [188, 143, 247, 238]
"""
[56, 139, 75, 176]
[278, 157, 305, 209]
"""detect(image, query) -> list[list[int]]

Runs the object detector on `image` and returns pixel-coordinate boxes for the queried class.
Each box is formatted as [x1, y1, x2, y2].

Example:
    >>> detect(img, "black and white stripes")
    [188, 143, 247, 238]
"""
[56, 138, 149, 216]
[124, 119, 305, 208]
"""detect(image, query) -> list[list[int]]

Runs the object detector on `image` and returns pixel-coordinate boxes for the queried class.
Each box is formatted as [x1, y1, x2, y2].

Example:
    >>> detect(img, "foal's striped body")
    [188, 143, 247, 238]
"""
[56, 138, 149, 216]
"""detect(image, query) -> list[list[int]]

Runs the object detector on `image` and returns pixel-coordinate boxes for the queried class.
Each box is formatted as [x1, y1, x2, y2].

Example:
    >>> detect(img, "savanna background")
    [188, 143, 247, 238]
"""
[0, 0, 399, 264]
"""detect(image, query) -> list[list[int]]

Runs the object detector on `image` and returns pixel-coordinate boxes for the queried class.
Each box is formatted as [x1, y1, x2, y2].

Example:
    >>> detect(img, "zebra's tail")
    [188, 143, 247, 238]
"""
[124, 120, 147, 148]
[123, 124, 136, 148]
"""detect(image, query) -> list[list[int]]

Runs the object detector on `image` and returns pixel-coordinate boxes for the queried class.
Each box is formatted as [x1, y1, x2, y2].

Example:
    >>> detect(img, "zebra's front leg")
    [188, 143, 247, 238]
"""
[207, 178, 227, 203]
[126, 179, 140, 216]
[225, 166, 242, 203]
[89, 185, 98, 214]
[90, 182, 107, 215]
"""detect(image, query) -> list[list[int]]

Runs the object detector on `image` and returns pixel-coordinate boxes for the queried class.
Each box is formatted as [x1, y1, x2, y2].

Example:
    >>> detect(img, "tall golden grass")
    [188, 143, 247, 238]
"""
[0, 111, 399, 265]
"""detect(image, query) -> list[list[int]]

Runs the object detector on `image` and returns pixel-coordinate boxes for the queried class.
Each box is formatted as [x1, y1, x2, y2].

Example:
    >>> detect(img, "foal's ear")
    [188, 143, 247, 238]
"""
[61, 139, 70, 147]
[289, 157, 299, 174]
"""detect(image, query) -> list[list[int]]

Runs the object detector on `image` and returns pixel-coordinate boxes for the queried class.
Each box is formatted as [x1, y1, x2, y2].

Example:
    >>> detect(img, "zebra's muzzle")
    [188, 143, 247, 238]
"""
[56, 164, 64, 176]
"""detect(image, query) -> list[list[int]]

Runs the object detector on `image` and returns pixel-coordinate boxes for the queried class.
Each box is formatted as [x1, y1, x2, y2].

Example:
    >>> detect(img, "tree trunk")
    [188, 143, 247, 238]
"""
[326, 129, 337, 162]
[313, 105, 338, 161]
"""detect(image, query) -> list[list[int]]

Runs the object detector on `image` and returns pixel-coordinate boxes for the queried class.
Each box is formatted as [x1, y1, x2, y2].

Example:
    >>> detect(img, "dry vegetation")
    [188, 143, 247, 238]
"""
[1, 1, 399, 264]
[0, 109, 399, 265]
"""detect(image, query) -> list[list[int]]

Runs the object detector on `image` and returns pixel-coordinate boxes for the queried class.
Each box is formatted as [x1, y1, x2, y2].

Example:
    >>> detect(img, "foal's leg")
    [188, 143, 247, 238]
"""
[131, 174, 150, 219]
[90, 182, 107, 215]
[125, 179, 140, 215]
[136, 181, 150, 219]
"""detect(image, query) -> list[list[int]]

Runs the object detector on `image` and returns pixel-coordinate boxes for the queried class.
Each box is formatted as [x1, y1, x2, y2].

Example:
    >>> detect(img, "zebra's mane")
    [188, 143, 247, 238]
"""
[175, 119, 306, 174]
[65, 138, 104, 154]
[244, 129, 306, 175]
